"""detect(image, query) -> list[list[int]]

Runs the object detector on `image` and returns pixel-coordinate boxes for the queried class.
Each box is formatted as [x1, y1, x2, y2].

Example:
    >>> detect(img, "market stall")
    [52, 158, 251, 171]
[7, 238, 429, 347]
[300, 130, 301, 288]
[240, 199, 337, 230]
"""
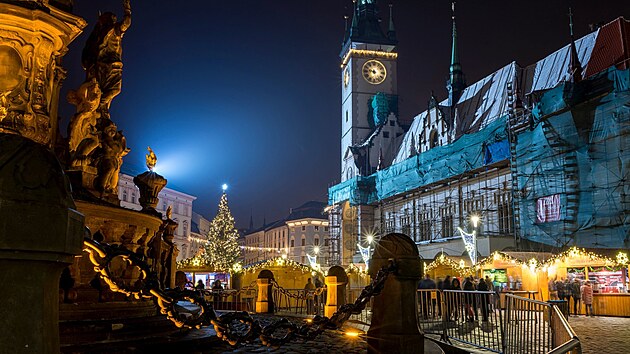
[539, 248, 629, 316]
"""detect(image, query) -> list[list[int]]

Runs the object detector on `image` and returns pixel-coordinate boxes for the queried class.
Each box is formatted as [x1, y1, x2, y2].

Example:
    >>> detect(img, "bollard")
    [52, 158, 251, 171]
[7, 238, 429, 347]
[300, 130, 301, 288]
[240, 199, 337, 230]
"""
[325, 265, 348, 318]
[367, 233, 442, 354]
[255, 270, 275, 313]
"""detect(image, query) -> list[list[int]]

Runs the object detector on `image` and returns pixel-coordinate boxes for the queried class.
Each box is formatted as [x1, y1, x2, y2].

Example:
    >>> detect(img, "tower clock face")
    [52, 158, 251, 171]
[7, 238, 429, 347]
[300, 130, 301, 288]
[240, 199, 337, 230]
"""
[343, 68, 350, 87]
[362, 60, 386, 85]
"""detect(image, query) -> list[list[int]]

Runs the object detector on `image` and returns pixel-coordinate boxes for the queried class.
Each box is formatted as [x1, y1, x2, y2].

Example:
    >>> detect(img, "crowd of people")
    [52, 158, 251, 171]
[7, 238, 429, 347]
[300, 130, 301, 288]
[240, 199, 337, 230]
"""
[547, 276, 594, 316]
[417, 274, 499, 323]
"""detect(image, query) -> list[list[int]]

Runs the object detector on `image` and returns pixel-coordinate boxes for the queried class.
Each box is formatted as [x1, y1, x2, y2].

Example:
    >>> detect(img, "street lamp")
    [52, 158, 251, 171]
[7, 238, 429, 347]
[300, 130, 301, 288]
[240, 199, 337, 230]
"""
[471, 214, 480, 228]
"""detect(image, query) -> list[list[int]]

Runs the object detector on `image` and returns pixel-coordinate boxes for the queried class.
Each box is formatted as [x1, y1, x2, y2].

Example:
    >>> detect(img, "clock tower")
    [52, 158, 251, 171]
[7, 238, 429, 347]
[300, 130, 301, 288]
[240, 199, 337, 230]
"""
[340, 0, 401, 183]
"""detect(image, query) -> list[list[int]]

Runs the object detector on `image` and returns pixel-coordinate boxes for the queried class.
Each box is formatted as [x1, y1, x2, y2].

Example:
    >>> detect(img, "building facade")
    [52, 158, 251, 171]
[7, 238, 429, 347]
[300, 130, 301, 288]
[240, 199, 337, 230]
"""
[118, 173, 197, 261]
[328, 3, 630, 265]
[242, 201, 330, 266]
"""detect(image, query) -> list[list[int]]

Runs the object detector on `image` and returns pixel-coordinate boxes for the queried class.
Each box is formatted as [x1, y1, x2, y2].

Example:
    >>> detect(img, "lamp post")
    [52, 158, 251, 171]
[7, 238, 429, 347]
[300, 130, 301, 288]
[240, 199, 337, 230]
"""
[471, 214, 480, 264]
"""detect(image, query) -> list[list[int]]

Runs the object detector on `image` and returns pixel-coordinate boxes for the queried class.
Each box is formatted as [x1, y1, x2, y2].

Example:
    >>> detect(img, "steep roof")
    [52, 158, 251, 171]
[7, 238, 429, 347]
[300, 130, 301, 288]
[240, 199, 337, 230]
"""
[394, 17, 629, 165]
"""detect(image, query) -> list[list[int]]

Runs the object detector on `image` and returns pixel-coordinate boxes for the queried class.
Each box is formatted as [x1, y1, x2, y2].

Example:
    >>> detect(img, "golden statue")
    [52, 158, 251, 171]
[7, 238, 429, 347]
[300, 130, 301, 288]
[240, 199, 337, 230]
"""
[146, 146, 157, 171]
[165, 205, 172, 220]
[82, 0, 132, 118]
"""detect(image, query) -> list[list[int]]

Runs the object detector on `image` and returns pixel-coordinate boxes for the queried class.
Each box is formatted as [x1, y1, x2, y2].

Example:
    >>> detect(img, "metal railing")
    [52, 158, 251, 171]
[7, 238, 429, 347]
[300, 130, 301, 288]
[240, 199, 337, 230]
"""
[414, 289, 581, 354]
[347, 287, 373, 324]
[504, 294, 552, 354]
[442, 290, 504, 352]
[548, 304, 582, 354]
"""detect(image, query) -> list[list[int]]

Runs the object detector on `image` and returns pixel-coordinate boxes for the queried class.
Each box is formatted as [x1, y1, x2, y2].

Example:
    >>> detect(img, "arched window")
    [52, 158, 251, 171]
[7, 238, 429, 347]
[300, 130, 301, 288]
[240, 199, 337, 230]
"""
[122, 190, 128, 202]
[430, 129, 439, 149]
[314, 237, 319, 246]
[183, 220, 188, 237]
[131, 193, 136, 204]
[290, 238, 295, 248]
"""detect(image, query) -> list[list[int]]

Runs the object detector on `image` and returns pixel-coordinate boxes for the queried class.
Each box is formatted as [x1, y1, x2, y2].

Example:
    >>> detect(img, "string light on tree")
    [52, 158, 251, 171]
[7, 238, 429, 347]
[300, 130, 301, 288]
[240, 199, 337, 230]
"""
[199, 185, 241, 272]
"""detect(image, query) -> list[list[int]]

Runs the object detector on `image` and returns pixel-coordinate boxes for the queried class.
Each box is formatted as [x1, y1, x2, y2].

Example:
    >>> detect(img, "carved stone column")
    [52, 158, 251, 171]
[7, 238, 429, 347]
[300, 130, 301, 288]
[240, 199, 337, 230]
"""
[0, 133, 84, 353]
[0, 1, 85, 149]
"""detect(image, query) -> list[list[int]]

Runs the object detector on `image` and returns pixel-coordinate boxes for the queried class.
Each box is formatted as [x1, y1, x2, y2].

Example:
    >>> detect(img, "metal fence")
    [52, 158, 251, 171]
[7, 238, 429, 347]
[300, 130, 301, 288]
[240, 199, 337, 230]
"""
[503, 294, 552, 354]
[442, 290, 504, 352]
[415, 290, 581, 354]
[200, 283, 579, 354]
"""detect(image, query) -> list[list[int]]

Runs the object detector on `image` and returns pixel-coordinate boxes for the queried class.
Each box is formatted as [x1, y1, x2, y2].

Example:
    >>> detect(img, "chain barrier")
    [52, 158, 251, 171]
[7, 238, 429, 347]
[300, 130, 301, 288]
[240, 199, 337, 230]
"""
[83, 237, 397, 347]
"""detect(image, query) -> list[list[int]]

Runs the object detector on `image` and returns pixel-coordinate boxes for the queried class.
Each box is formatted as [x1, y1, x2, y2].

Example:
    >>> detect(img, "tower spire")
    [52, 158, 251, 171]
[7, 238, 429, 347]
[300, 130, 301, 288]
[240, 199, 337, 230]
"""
[567, 7, 583, 83]
[387, 3, 396, 41]
[350, 0, 359, 36]
[447, 1, 466, 107]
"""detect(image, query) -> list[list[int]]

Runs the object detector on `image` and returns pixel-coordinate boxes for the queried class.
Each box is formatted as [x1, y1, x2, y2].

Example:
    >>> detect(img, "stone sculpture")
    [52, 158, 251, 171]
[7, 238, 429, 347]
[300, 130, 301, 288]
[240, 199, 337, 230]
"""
[67, 78, 101, 167]
[81, 0, 131, 118]
[95, 121, 129, 198]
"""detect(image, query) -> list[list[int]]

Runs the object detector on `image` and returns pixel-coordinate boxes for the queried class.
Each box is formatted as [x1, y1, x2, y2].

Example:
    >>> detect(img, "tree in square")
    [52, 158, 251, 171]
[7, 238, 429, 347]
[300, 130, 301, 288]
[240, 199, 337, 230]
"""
[203, 190, 241, 271]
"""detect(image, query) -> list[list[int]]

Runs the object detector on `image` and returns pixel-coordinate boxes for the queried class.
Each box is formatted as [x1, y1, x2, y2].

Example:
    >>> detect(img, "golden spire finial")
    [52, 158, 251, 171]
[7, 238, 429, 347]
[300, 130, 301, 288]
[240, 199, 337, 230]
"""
[146, 146, 157, 171]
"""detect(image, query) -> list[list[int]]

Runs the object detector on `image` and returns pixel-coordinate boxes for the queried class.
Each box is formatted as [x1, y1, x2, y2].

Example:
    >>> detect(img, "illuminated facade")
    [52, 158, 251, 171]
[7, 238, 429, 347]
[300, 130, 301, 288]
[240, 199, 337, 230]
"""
[118, 173, 196, 261]
[242, 201, 329, 266]
[329, 3, 630, 264]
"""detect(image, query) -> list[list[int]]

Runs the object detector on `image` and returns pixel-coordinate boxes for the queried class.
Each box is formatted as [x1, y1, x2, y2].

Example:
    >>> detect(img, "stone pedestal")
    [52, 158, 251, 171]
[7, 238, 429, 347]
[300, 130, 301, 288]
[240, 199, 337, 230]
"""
[255, 278, 273, 313]
[367, 233, 425, 354]
[0, 134, 84, 353]
[255, 270, 275, 313]
[325, 266, 348, 318]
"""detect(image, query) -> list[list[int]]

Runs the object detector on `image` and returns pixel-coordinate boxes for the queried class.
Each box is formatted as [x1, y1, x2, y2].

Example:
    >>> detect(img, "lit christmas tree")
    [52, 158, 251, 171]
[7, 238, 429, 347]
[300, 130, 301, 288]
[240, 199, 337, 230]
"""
[202, 188, 241, 272]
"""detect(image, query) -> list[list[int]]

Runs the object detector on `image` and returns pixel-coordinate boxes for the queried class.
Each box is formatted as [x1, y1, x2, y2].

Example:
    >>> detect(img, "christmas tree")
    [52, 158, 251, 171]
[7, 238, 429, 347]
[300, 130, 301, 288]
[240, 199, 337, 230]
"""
[202, 190, 241, 272]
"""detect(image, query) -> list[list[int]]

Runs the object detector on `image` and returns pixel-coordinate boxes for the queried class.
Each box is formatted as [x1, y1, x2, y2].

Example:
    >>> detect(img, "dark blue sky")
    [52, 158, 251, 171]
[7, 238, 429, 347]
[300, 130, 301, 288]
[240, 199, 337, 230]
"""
[59, 1, 628, 228]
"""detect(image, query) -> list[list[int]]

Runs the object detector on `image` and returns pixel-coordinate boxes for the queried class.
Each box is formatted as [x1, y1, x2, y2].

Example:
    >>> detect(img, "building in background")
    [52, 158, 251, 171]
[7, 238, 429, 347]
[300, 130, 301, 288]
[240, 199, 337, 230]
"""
[328, 2, 629, 265]
[118, 173, 197, 261]
[242, 201, 329, 266]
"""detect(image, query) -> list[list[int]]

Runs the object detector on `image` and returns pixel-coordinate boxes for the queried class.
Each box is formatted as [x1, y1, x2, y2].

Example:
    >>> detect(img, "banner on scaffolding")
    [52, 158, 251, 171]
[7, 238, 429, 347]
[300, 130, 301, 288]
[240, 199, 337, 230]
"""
[536, 194, 561, 223]
[458, 227, 477, 264]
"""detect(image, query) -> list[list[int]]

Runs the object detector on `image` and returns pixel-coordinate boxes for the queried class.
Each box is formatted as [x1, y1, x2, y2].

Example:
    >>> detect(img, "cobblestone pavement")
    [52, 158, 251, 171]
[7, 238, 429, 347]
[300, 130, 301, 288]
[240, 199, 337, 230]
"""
[569, 316, 630, 354]
[163, 316, 368, 354]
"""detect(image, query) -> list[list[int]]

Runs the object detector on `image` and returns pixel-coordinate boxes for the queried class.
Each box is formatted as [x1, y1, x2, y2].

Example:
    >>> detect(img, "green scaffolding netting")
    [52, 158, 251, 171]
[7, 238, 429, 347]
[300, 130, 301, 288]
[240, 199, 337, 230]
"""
[516, 68, 630, 248]
[329, 114, 509, 206]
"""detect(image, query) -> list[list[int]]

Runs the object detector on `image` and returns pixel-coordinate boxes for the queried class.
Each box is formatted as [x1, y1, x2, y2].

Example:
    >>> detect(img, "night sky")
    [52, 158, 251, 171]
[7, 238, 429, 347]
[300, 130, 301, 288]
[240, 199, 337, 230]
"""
[59, 1, 628, 229]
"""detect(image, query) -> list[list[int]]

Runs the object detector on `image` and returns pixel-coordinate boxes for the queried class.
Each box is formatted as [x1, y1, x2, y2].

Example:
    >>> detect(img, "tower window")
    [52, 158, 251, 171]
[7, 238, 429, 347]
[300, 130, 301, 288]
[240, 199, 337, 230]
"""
[345, 111, 349, 122]
[383, 131, 389, 138]
[390, 120, 395, 126]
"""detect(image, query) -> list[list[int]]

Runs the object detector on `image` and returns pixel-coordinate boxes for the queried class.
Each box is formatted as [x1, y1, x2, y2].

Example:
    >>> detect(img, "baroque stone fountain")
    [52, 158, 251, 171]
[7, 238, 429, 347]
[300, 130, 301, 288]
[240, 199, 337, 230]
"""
[0, 0, 180, 351]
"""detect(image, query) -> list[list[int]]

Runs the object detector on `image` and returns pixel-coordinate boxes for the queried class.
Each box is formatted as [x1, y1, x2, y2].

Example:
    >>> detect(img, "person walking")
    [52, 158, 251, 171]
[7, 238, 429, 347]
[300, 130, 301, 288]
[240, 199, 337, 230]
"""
[212, 279, 223, 309]
[581, 281, 594, 317]
[477, 277, 490, 322]
[548, 276, 558, 300]
[304, 278, 316, 315]
[571, 279, 581, 315]
[451, 277, 462, 322]
[463, 277, 477, 322]
[418, 274, 437, 319]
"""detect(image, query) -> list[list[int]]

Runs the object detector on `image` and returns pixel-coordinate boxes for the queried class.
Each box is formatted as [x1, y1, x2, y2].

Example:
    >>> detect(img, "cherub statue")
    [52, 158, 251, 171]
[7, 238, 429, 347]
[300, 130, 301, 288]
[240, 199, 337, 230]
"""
[95, 121, 130, 195]
[146, 146, 157, 171]
[82, 0, 132, 118]
[67, 78, 102, 167]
